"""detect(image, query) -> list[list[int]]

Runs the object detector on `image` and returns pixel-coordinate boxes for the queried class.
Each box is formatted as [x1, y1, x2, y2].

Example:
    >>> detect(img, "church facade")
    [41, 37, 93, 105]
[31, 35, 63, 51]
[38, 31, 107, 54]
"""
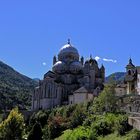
[32, 40, 105, 110]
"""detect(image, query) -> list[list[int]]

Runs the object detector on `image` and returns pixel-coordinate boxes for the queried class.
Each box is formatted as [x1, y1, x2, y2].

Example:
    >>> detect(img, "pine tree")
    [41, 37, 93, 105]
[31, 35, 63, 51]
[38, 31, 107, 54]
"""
[0, 107, 25, 140]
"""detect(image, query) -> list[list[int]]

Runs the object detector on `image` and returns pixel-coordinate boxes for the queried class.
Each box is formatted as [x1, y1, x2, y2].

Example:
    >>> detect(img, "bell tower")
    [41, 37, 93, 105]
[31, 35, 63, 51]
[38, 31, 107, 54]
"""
[125, 58, 136, 94]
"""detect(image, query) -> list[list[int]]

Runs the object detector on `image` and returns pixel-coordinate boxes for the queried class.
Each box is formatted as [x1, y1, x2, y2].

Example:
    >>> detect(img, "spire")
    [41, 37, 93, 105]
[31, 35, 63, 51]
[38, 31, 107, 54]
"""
[126, 57, 135, 70]
[67, 38, 71, 44]
[129, 57, 132, 64]
[128, 57, 135, 67]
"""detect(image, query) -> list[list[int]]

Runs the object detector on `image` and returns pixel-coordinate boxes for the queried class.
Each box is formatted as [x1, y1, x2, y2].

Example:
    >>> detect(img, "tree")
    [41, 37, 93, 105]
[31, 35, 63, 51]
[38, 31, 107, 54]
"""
[27, 122, 43, 140]
[93, 85, 117, 113]
[70, 104, 87, 128]
[0, 107, 25, 140]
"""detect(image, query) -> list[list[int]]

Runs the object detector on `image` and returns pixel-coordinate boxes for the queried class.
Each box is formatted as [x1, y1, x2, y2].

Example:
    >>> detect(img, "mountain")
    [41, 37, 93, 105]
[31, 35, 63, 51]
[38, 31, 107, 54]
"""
[0, 61, 38, 110]
[105, 72, 126, 84]
[33, 78, 40, 83]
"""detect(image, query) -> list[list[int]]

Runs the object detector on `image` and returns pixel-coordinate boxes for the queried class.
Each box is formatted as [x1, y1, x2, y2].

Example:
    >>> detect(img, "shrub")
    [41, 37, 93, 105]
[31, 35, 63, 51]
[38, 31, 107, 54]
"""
[56, 126, 90, 140]
[70, 105, 87, 129]
[0, 107, 25, 140]
[115, 114, 132, 136]
[92, 85, 117, 113]
[29, 110, 50, 130]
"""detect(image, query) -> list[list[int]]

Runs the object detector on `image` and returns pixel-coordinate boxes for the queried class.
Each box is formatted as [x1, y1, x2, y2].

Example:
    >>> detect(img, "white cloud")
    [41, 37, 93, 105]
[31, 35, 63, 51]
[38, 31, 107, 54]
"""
[42, 62, 47, 66]
[103, 58, 117, 63]
[95, 56, 101, 61]
[94, 56, 117, 63]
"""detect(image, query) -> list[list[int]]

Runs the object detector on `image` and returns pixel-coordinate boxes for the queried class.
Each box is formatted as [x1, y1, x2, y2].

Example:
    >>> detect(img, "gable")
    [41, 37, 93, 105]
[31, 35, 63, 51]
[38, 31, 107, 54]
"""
[74, 86, 88, 94]
[44, 71, 55, 78]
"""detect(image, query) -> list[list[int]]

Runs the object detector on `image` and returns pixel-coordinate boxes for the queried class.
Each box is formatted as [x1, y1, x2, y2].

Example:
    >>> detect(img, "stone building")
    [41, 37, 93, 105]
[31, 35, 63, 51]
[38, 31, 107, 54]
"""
[32, 40, 105, 110]
[115, 84, 126, 97]
[115, 58, 140, 96]
[125, 58, 140, 95]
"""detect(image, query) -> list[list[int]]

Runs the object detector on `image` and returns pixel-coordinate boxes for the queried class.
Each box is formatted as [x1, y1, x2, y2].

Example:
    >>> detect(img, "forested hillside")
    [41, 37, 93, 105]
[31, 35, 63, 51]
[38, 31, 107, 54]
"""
[106, 72, 126, 83]
[0, 61, 38, 110]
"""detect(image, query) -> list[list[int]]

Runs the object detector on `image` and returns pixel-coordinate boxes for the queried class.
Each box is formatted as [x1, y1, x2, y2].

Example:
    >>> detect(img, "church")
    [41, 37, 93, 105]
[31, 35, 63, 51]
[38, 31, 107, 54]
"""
[125, 58, 140, 95]
[115, 58, 140, 96]
[32, 40, 105, 110]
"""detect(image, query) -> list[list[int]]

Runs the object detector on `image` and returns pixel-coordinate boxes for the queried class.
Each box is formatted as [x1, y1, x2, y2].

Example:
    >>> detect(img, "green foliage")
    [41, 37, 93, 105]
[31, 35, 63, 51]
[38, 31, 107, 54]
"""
[26, 85, 140, 140]
[90, 117, 112, 137]
[29, 110, 50, 128]
[89, 113, 131, 137]
[115, 114, 132, 135]
[57, 113, 134, 140]
[47, 114, 69, 139]
[0, 61, 38, 110]
[106, 72, 126, 84]
[0, 107, 25, 140]
[27, 122, 43, 140]
[62, 104, 77, 118]
[98, 129, 140, 140]
[70, 104, 87, 129]
[93, 85, 117, 113]
[56, 126, 91, 140]
[42, 125, 49, 140]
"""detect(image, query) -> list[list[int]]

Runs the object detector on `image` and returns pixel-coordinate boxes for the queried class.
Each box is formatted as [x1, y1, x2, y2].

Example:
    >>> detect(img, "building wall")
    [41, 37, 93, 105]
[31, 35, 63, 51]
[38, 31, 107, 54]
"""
[73, 93, 87, 104]
[69, 93, 94, 104]
[137, 74, 140, 95]
[115, 87, 126, 97]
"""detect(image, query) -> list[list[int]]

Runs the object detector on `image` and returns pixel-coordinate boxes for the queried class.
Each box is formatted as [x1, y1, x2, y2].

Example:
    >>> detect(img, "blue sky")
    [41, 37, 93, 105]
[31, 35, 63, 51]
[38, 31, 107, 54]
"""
[0, 0, 140, 78]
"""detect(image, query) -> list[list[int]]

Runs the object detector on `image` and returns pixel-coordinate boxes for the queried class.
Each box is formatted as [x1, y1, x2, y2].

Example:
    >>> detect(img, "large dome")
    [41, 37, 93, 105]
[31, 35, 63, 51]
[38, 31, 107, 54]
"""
[59, 44, 78, 54]
[58, 42, 79, 62]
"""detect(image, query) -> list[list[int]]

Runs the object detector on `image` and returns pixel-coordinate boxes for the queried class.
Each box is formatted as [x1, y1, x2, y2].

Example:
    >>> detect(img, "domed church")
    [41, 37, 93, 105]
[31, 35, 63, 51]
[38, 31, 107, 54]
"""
[32, 39, 105, 110]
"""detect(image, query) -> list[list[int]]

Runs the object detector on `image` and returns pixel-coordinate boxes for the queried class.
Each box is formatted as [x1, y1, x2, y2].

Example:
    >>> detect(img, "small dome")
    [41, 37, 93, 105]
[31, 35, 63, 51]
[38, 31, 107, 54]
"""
[58, 42, 79, 62]
[52, 61, 66, 73]
[85, 60, 89, 64]
[70, 61, 83, 74]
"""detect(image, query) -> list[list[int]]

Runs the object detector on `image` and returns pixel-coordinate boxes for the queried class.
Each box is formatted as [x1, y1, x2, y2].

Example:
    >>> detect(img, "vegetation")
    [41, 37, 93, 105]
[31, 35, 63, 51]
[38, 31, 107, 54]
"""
[105, 72, 126, 84]
[0, 107, 25, 140]
[27, 122, 43, 140]
[0, 84, 140, 140]
[0, 61, 38, 110]
[92, 85, 117, 113]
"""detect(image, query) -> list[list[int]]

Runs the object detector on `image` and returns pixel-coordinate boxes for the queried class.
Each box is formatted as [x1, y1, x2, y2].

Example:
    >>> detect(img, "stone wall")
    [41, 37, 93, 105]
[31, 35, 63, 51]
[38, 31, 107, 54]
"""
[128, 117, 140, 130]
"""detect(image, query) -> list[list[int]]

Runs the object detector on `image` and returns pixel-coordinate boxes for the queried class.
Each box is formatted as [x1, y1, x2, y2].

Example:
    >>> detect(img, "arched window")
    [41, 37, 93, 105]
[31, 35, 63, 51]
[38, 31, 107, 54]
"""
[128, 70, 131, 75]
